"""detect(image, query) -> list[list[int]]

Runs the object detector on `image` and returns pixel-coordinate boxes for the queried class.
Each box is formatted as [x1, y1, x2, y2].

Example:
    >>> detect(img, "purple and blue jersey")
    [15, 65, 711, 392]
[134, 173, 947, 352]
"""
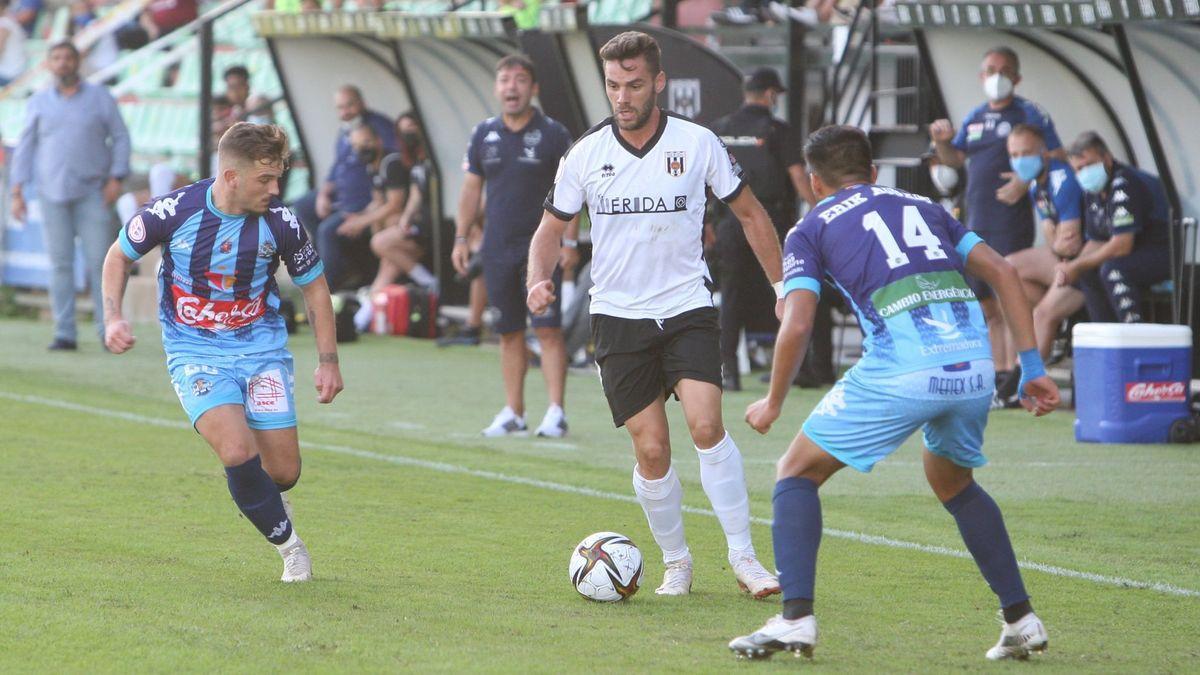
[117, 178, 324, 361]
[783, 184, 990, 377]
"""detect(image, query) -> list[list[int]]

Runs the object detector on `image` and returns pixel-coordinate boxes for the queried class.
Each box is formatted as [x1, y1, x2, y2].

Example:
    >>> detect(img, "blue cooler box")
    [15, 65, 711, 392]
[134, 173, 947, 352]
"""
[1073, 323, 1193, 443]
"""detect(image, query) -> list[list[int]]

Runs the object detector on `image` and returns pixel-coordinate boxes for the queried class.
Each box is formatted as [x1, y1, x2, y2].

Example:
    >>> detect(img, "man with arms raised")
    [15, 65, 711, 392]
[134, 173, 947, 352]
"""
[728, 126, 1058, 660]
[101, 123, 343, 582]
[529, 31, 781, 598]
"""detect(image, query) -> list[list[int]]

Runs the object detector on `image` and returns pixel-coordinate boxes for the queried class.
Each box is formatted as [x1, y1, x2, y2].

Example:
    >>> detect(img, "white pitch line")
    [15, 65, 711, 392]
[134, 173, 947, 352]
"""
[2, 390, 1197, 599]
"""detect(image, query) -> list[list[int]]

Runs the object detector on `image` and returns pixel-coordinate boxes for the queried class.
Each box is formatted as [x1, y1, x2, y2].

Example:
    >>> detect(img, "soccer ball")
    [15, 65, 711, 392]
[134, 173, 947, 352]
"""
[568, 531, 643, 602]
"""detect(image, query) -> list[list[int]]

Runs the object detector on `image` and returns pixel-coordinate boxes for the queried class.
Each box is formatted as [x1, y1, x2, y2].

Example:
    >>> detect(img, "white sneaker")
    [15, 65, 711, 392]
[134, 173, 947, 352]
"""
[535, 406, 568, 438]
[481, 407, 527, 437]
[277, 533, 312, 583]
[353, 302, 374, 333]
[986, 612, 1048, 660]
[730, 553, 781, 599]
[729, 614, 817, 660]
[655, 557, 693, 595]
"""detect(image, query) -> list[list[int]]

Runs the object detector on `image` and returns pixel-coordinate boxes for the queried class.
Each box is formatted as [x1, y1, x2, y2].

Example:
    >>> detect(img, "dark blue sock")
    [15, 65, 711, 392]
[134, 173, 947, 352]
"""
[773, 477, 822, 611]
[943, 481, 1028, 607]
[225, 455, 292, 545]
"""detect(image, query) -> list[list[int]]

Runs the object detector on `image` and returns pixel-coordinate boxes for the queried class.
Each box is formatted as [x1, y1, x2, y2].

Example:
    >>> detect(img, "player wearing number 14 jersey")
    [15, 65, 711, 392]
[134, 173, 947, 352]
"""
[729, 126, 1060, 661]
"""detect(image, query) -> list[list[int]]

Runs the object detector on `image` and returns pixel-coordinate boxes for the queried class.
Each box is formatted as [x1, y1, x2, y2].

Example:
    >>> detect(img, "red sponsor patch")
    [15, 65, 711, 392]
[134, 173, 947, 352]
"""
[1125, 381, 1188, 403]
[172, 285, 266, 330]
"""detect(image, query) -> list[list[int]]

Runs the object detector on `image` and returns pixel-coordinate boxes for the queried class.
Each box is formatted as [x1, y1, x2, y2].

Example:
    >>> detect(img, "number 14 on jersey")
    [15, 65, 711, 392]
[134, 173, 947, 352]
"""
[862, 206, 948, 269]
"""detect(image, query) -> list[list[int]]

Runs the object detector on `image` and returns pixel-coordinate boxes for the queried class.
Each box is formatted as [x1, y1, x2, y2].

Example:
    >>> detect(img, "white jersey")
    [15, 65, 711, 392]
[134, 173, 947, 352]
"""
[546, 111, 745, 319]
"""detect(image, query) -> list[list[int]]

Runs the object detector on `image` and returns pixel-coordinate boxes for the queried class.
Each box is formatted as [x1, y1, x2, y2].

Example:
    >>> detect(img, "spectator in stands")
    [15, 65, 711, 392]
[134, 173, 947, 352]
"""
[1059, 131, 1170, 324]
[995, 123, 1085, 405]
[7, 0, 39, 36]
[244, 94, 275, 125]
[498, 0, 540, 28]
[290, 84, 397, 290]
[929, 45, 1064, 399]
[68, 0, 118, 76]
[0, 0, 27, 86]
[10, 41, 130, 351]
[117, 0, 197, 49]
[223, 65, 251, 119]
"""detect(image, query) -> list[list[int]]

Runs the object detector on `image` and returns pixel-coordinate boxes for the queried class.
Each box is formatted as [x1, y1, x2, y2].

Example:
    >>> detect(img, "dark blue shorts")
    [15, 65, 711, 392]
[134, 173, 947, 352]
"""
[965, 228, 1034, 300]
[483, 259, 563, 334]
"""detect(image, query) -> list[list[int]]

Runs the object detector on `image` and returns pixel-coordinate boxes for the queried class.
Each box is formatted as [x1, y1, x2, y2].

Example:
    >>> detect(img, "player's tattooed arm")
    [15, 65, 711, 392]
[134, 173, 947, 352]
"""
[100, 242, 138, 353]
[319, 352, 339, 364]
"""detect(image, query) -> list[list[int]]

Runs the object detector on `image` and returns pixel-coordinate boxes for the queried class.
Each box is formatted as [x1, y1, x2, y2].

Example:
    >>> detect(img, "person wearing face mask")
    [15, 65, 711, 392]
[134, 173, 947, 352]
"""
[710, 67, 820, 391]
[929, 46, 1065, 397]
[289, 84, 397, 290]
[992, 123, 1086, 407]
[1057, 131, 1170, 324]
[925, 149, 963, 216]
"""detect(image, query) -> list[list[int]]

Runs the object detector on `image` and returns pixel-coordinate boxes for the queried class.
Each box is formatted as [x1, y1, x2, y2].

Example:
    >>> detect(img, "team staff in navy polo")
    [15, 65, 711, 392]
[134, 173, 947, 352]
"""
[451, 54, 577, 439]
[929, 46, 1065, 392]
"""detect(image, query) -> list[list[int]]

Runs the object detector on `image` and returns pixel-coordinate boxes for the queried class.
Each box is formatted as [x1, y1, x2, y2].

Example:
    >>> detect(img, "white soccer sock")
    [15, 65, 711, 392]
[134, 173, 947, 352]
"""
[409, 264, 436, 288]
[696, 431, 754, 556]
[632, 464, 690, 564]
[274, 530, 299, 551]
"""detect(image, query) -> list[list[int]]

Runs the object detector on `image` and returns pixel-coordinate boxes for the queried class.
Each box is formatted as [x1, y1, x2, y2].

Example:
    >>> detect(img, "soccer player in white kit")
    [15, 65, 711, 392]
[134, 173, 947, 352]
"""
[528, 31, 783, 598]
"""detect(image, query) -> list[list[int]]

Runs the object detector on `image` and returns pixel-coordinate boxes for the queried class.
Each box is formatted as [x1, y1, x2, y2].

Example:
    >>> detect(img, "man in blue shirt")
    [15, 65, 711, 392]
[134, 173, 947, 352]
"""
[994, 123, 1086, 406]
[100, 123, 343, 583]
[10, 41, 130, 351]
[929, 46, 1063, 393]
[450, 54, 576, 438]
[1057, 131, 1170, 323]
[728, 126, 1059, 662]
[290, 85, 397, 290]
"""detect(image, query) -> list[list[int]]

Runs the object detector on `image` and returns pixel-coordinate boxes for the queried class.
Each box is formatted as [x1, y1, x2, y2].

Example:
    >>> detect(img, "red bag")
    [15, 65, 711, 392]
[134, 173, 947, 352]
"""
[371, 284, 439, 338]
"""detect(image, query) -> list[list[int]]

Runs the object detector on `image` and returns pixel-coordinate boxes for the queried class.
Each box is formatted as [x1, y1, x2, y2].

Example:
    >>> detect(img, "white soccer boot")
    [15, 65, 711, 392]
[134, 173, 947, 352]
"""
[481, 407, 528, 437]
[655, 557, 693, 595]
[277, 533, 312, 583]
[730, 552, 781, 599]
[986, 612, 1048, 660]
[534, 406, 568, 438]
[729, 614, 817, 660]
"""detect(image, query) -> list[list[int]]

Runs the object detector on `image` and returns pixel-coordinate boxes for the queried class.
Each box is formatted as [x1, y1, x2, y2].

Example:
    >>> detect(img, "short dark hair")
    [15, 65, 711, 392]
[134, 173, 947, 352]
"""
[223, 65, 250, 82]
[1009, 123, 1044, 144]
[218, 122, 290, 167]
[212, 95, 232, 108]
[803, 125, 874, 186]
[598, 31, 662, 75]
[495, 54, 537, 83]
[984, 46, 1020, 74]
[48, 40, 79, 58]
[338, 84, 364, 103]
[1068, 131, 1111, 158]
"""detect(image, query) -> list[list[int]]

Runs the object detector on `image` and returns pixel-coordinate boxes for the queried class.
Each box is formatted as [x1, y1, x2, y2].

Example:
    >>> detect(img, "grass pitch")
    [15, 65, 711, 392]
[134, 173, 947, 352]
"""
[1, 317, 1197, 672]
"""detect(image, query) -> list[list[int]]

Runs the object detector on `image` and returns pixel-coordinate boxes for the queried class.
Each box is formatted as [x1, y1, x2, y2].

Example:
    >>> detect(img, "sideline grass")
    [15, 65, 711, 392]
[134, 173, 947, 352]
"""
[1, 318, 1197, 671]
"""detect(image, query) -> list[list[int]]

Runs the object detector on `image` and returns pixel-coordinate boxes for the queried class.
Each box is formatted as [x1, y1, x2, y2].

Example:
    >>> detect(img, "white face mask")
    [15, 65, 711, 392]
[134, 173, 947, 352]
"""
[930, 164, 959, 195]
[983, 73, 1014, 102]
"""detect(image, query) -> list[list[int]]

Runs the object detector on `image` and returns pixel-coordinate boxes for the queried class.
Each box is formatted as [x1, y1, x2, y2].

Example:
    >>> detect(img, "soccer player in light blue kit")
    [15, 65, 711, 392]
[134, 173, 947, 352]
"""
[728, 126, 1060, 661]
[100, 123, 343, 582]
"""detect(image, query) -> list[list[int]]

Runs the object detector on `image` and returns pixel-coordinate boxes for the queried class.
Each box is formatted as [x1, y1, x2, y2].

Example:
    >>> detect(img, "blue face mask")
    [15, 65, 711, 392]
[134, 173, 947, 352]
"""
[1076, 162, 1109, 193]
[1010, 155, 1043, 183]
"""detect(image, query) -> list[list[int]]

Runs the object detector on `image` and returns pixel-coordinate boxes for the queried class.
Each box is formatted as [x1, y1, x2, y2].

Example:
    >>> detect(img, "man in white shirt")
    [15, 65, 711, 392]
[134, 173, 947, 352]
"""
[528, 31, 783, 599]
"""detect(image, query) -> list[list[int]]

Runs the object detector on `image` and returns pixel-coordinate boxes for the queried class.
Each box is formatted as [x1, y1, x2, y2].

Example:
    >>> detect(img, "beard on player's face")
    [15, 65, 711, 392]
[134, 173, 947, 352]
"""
[612, 91, 656, 131]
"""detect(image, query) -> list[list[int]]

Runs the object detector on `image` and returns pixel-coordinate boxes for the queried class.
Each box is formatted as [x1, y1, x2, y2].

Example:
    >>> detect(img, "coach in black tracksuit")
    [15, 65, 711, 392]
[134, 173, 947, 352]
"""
[711, 68, 827, 390]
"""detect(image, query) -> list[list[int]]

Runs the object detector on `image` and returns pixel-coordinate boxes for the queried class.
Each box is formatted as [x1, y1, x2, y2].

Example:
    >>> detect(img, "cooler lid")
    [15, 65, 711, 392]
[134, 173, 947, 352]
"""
[1073, 323, 1193, 348]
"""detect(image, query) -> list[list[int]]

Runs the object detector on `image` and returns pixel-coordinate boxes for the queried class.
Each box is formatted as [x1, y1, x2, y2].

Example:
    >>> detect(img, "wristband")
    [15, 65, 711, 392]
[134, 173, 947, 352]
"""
[773, 281, 785, 300]
[1016, 348, 1046, 399]
[454, 235, 468, 244]
[562, 238, 578, 249]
